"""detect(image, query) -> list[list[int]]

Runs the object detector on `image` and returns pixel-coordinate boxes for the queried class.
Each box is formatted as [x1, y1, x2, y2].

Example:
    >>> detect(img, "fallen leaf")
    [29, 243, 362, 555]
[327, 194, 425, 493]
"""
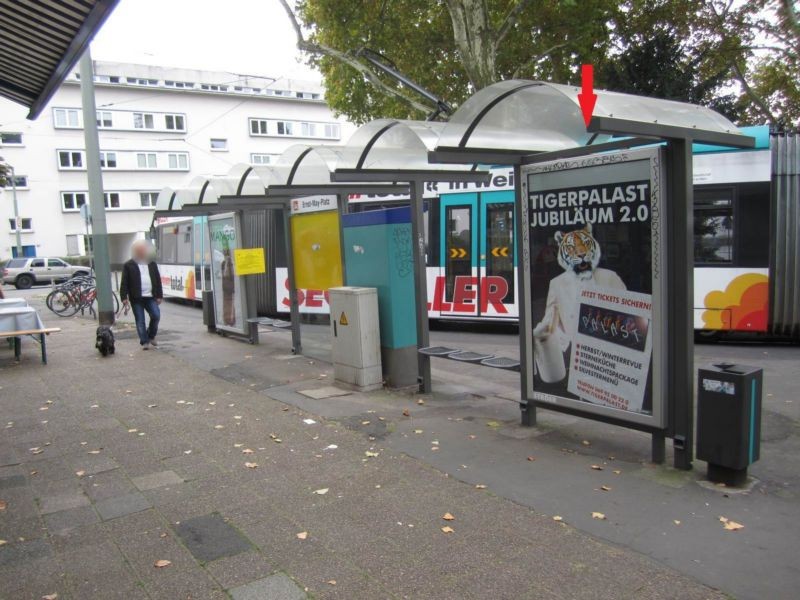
[272, 438, 282, 443]
[553, 516, 564, 522]
[402, 409, 411, 417]
[378, 417, 386, 422]
[127, 429, 138, 433]
[600, 485, 611, 492]
[673, 520, 681, 525]
[475, 484, 487, 489]
[442, 513, 455, 521]
[75, 471, 86, 478]
[160, 532, 168, 538]
[42, 594, 58, 600]
[39, 407, 48, 411]
[209, 401, 217, 406]
[590, 465, 604, 471]
[326, 580, 337, 586]
[417, 399, 425, 405]
[441, 526, 455, 534]
[214, 425, 224, 430]
[183, 450, 192, 455]
[613, 470, 622, 475]
[147, 404, 157, 408]
[365, 451, 379, 457]
[313, 488, 329, 495]
[414, 429, 423, 434]
[468, 435, 477, 440]
[87, 450, 101, 455]
[719, 516, 744, 531]
[361, 420, 371, 426]
[234, 416, 242, 420]
[282, 407, 289, 411]
[244, 462, 259, 469]
[486, 420, 500, 428]
[153, 559, 172, 568]
[29, 471, 38, 476]
[0, 539, 7, 546]
[242, 448, 254, 454]
[176, 400, 186, 404]
[591, 512, 606, 520]
[30, 448, 44, 455]
[527, 456, 536, 462]
[324, 444, 338, 450]
[0, 500, 6, 511]
[296, 531, 308, 540]
[431, 440, 439, 446]
[303, 419, 317, 425]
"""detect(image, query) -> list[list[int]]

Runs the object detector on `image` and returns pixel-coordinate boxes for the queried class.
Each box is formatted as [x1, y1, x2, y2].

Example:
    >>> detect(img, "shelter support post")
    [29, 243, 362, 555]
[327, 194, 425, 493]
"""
[651, 430, 666, 464]
[666, 138, 695, 470]
[79, 49, 115, 326]
[410, 180, 431, 393]
[514, 163, 536, 426]
[337, 193, 348, 284]
[283, 207, 302, 354]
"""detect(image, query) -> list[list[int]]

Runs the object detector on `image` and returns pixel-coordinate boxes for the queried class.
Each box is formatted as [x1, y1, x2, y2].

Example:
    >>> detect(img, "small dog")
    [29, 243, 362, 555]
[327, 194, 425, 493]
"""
[95, 325, 115, 356]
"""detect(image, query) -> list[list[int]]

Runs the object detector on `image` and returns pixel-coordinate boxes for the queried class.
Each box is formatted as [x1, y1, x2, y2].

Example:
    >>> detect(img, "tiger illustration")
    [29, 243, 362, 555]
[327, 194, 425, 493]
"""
[533, 224, 626, 382]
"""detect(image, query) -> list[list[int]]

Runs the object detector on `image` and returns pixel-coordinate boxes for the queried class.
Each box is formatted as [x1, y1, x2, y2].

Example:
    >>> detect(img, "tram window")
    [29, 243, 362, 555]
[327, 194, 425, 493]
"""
[176, 223, 193, 264]
[159, 227, 178, 263]
[445, 206, 472, 301]
[485, 203, 514, 302]
[694, 191, 733, 264]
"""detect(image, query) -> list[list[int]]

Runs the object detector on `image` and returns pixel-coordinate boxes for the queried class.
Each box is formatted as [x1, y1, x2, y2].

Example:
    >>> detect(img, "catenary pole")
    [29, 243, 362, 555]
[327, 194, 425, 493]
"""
[78, 47, 115, 325]
[9, 165, 22, 257]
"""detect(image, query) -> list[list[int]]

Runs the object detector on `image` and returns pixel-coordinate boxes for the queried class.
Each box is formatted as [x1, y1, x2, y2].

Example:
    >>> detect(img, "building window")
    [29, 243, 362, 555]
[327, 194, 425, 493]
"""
[96, 111, 113, 128]
[200, 84, 227, 92]
[139, 192, 158, 208]
[133, 112, 155, 129]
[165, 80, 194, 89]
[99, 151, 117, 168]
[300, 122, 317, 137]
[8, 218, 32, 231]
[324, 123, 340, 139]
[104, 192, 121, 209]
[54, 108, 80, 128]
[249, 118, 268, 135]
[276, 121, 293, 136]
[165, 114, 186, 131]
[0, 132, 23, 145]
[250, 153, 273, 165]
[127, 77, 158, 86]
[62, 192, 87, 211]
[58, 150, 84, 169]
[210, 138, 228, 151]
[167, 153, 189, 169]
[4, 175, 28, 188]
[136, 153, 157, 169]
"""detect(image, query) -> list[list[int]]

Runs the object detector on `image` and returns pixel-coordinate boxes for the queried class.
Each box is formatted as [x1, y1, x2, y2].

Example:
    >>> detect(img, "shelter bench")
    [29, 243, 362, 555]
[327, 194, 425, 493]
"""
[0, 328, 61, 364]
[419, 346, 520, 372]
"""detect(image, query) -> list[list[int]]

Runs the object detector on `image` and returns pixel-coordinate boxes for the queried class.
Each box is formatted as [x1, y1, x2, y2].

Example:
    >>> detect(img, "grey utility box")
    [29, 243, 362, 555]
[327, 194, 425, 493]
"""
[329, 287, 383, 392]
[697, 363, 762, 486]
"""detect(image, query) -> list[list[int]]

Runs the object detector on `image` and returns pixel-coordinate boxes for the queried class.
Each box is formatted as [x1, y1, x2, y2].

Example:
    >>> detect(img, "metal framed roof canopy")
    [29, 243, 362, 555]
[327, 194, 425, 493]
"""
[425, 79, 756, 471]
[0, 0, 119, 119]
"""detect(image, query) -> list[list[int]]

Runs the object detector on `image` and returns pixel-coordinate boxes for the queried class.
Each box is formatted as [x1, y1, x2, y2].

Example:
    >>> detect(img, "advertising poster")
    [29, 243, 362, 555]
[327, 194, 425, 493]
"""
[523, 148, 665, 426]
[208, 213, 248, 335]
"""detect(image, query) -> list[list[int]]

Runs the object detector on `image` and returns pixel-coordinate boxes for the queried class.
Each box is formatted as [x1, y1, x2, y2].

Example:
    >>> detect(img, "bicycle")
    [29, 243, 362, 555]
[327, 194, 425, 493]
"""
[46, 276, 120, 318]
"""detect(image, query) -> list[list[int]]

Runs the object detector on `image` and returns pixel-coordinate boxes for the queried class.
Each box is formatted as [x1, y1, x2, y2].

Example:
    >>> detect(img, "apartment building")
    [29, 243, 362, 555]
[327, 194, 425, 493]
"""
[0, 61, 354, 262]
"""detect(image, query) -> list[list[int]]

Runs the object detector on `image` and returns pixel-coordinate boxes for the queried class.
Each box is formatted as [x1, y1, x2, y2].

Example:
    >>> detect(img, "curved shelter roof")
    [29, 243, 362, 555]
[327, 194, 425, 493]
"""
[433, 80, 752, 155]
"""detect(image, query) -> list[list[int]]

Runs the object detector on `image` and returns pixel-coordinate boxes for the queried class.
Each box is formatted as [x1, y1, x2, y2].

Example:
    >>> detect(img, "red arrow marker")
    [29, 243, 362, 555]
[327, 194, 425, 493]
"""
[578, 64, 597, 128]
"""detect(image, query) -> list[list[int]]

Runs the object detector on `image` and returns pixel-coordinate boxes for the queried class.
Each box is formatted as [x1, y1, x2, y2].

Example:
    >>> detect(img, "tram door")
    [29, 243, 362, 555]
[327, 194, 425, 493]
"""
[437, 191, 517, 319]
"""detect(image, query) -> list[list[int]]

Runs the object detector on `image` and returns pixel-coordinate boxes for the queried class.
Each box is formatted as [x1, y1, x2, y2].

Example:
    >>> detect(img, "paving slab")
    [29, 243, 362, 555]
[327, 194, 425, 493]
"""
[173, 513, 252, 563]
[131, 469, 184, 491]
[44, 505, 100, 534]
[297, 386, 352, 399]
[229, 573, 308, 600]
[0, 474, 26, 489]
[39, 489, 90, 514]
[94, 491, 152, 521]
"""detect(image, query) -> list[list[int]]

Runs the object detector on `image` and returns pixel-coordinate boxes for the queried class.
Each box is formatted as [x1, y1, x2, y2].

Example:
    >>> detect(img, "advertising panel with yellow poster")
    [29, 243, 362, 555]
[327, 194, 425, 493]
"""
[290, 195, 343, 291]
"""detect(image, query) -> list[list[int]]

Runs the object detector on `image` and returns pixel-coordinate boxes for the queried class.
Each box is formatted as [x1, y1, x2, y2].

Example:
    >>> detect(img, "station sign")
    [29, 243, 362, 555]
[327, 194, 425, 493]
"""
[521, 147, 667, 429]
[290, 195, 338, 215]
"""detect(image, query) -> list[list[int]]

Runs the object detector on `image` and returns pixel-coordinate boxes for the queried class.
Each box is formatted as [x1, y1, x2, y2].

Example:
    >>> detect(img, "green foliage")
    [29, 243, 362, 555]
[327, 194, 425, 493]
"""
[0, 157, 7, 187]
[293, 0, 798, 127]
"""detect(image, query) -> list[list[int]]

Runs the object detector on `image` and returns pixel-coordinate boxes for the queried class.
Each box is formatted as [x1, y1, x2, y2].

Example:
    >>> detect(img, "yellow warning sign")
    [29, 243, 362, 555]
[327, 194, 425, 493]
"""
[233, 248, 266, 275]
[339, 312, 349, 326]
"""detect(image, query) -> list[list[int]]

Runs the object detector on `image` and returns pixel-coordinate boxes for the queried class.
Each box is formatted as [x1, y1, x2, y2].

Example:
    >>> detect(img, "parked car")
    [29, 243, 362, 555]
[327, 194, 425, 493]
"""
[2, 258, 91, 289]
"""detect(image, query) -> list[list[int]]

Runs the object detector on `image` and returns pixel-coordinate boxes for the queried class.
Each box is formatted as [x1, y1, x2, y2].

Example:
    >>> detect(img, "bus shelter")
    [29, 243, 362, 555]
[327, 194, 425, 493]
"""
[427, 80, 754, 469]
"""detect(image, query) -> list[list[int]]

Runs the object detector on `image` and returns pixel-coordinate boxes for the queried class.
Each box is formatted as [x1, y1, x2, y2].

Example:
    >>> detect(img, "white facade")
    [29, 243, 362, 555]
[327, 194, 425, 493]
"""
[0, 61, 354, 263]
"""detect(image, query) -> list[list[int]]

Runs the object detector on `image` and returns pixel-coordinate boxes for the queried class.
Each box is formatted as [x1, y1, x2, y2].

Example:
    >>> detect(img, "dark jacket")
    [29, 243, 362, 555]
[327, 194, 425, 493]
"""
[120, 260, 163, 302]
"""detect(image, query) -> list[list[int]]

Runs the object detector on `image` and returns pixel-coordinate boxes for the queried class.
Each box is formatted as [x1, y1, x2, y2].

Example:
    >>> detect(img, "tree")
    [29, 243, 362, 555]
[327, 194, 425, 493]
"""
[281, 0, 615, 123]
[0, 157, 7, 188]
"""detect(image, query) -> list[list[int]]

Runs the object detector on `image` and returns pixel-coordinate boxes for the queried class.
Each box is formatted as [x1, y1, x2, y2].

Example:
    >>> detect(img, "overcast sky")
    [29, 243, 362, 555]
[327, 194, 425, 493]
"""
[91, 0, 320, 82]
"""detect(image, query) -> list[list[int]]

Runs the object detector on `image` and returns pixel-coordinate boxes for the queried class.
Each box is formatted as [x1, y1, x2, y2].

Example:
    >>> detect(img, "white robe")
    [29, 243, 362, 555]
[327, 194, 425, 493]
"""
[539, 268, 626, 352]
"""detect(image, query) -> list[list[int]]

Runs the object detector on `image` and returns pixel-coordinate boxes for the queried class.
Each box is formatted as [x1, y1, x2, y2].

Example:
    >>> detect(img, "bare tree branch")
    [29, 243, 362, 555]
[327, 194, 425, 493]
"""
[512, 41, 569, 79]
[495, 0, 534, 47]
[731, 60, 779, 124]
[277, 0, 435, 115]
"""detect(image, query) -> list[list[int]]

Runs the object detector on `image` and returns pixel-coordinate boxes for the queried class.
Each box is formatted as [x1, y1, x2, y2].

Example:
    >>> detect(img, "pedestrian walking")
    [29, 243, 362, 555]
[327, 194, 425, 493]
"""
[120, 240, 163, 350]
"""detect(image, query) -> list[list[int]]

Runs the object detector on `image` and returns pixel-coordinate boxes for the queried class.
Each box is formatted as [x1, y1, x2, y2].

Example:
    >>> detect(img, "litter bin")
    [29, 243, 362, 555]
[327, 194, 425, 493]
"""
[202, 290, 216, 332]
[697, 363, 762, 486]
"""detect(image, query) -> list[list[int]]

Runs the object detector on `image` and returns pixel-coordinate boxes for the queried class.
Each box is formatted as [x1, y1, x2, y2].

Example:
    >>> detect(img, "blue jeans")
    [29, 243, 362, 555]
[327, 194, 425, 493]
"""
[131, 298, 160, 345]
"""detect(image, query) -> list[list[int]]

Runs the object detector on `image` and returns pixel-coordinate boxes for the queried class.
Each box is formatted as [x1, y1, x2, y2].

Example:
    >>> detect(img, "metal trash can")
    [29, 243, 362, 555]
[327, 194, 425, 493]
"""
[202, 290, 216, 332]
[697, 363, 762, 486]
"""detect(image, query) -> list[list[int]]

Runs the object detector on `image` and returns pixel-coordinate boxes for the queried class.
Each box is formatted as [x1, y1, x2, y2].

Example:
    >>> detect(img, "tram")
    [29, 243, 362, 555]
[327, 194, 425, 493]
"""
[154, 126, 798, 339]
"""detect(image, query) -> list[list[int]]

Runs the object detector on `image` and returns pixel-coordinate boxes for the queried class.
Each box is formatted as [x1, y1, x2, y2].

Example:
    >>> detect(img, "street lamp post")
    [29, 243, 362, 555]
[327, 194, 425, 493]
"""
[8, 165, 22, 257]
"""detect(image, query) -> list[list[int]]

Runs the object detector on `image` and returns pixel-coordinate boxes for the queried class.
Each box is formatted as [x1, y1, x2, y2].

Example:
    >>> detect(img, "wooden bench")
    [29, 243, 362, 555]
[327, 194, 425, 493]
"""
[0, 328, 61, 364]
